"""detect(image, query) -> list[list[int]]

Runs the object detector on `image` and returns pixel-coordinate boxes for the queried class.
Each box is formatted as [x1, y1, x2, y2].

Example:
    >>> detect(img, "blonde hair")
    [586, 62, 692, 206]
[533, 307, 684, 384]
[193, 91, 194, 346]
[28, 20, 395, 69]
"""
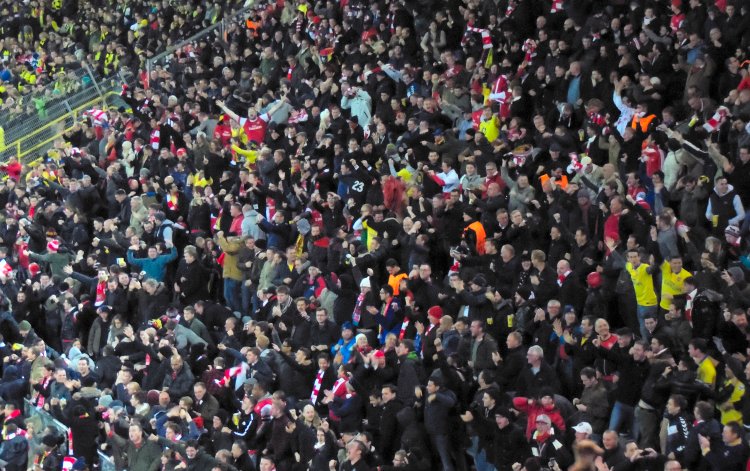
[256, 334, 270, 349]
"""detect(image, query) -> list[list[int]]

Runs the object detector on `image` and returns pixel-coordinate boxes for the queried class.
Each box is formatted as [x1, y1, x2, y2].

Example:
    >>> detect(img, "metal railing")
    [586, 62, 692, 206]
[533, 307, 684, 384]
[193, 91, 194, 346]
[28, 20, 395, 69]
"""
[0, 67, 104, 143]
[146, 5, 254, 75]
[24, 398, 115, 471]
[0, 3, 255, 166]
[0, 86, 124, 166]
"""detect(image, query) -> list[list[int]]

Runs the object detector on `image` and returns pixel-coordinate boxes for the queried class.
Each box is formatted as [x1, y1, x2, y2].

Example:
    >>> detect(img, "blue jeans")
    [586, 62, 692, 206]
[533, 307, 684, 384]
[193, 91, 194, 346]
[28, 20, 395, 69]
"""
[430, 434, 455, 471]
[223, 278, 241, 312]
[241, 280, 254, 316]
[609, 401, 638, 440]
[636, 304, 657, 340]
[468, 436, 495, 471]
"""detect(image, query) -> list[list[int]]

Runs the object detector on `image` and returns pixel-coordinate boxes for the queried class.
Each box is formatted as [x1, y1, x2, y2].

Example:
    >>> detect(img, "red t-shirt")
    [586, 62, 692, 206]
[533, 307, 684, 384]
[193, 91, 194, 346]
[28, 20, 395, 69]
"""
[241, 114, 269, 144]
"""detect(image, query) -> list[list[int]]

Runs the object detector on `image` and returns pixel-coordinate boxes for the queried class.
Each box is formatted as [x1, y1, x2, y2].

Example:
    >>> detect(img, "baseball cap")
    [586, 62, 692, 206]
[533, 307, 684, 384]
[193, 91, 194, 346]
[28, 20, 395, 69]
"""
[535, 414, 552, 425]
[573, 422, 593, 434]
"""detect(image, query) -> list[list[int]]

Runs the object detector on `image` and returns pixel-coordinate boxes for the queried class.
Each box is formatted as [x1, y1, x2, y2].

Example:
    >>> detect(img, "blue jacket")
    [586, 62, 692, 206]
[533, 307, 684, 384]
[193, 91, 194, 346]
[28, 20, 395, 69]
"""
[258, 219, 291, 250]
[424, 388, 457, 435]
[127, 247, 177, 281]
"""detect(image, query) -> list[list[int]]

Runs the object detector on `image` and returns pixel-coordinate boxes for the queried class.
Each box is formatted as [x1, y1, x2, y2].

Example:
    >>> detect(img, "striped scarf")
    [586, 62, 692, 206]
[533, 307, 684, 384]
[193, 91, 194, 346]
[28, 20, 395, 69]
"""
[462, 25, 493, 50]
[310, 369, 325, 403]
[352, 292, 365, 326]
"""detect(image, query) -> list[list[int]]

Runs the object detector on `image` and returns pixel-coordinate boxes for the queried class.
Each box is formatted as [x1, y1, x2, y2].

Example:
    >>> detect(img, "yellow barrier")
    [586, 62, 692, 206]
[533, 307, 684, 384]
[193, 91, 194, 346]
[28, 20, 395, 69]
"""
[0, 90, 119, 164]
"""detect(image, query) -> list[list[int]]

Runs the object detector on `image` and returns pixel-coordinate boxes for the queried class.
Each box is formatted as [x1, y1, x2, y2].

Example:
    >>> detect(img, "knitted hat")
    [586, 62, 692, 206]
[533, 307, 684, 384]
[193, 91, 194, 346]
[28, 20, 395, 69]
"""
[516, 286, 532, 301]
[494, 407, 512, 418]
[471, 274, 487, 287]
[727, 267, 745, 283]
[18, 320, 31, 331]
[586, 272, 602, 288]
[29, 263, 41, 276]
[42, 434, 59, 448]
[427, 306, 443, 319]
[47, 239, 60, 252]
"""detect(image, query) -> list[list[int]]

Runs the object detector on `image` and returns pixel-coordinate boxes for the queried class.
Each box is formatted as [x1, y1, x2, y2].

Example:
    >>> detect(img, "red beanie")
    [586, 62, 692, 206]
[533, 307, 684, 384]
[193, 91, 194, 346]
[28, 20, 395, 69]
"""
[427, 306, 443, 319]
[586, 272, 602, 289]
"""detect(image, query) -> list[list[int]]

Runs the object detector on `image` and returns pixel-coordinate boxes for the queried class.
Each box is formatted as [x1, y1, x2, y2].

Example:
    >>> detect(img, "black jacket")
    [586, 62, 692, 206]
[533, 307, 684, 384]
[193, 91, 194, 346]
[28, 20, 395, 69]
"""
[516, 362, 561, 398]
[378, 399, 403, 461]
[491, 424, 531, 471]
[496, 346, 526, 393]
[684, 419, 722, 471]
[596, 346, 650, 406]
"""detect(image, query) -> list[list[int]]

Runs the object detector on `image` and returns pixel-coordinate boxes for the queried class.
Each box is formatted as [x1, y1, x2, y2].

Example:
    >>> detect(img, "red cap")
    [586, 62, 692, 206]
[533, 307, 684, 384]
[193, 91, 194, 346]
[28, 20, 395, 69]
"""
[29, 263, 40, 276]
[427, 306, 443, 319]
[176, 148, 187, 157]
[586, 272, 602, 288]
[373, 350, 385, 359]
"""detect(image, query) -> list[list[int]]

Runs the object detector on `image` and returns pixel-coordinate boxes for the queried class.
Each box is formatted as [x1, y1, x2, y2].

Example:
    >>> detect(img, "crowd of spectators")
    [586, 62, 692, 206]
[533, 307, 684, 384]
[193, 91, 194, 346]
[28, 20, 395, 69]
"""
[1, 0, 750, 471]
[0, 0, 245, 127]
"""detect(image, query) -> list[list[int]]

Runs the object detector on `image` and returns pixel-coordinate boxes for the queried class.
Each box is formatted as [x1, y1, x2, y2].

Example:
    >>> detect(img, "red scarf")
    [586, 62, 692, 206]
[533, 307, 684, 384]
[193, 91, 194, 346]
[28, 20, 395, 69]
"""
[399, 320, 410, 340]
[352, 292, 365, 326]
[36, 376, 51, 408]
[310, 369, 325, 404]
[95, 282, 106, 306]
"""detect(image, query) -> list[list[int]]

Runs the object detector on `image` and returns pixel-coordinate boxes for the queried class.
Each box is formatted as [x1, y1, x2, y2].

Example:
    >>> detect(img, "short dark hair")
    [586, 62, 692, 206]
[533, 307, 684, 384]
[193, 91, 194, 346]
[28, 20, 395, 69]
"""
[725, 422, 742, 439]
[580, 367, 596, 379]
[669, 394, 687, 411]
[694, 401, 714, 420]
[689, 338, 708, 353]
[399, 339, 414, 351]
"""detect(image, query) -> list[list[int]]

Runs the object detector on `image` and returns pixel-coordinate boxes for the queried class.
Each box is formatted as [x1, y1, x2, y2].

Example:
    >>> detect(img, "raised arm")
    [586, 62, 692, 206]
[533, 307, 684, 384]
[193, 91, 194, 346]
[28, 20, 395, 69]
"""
[216, 99, 241, 122]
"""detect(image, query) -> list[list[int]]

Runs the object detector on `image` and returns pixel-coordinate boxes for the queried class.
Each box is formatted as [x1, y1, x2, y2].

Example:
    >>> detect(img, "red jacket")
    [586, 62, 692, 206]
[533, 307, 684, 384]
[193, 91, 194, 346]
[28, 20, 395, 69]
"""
[512, 397, 566, 438]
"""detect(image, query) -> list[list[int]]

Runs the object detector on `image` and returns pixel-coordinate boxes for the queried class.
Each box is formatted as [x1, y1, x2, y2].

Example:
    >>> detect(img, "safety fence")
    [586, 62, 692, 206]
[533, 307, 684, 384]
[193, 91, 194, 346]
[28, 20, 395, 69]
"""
[0, 2, 254, 166]
[0, 67, 104, 144]
[24, 398, 115, 471]
[0, 84, 126, 166]
[146, 5, 254, 75]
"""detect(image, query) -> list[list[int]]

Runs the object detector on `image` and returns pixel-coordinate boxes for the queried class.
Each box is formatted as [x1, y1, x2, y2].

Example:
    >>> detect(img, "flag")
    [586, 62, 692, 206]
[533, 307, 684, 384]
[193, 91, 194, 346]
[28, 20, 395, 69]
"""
[484, 48, 493, 68]
[566, 153, 583, 173]
[522, 39, 537, 64]
[703, 106, 730, 133]
[319, 47, 334, 62]
[214, 365, 243, 387]
[62, 457, 76, 471]
[0, 260, 12, 278]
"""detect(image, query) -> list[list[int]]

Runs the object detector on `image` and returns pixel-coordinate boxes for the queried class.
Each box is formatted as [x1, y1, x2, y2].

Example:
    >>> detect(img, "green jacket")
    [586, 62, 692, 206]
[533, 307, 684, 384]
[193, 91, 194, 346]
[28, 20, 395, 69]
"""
[112, 437, 161, 471]
[29, 251, 73, 278]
